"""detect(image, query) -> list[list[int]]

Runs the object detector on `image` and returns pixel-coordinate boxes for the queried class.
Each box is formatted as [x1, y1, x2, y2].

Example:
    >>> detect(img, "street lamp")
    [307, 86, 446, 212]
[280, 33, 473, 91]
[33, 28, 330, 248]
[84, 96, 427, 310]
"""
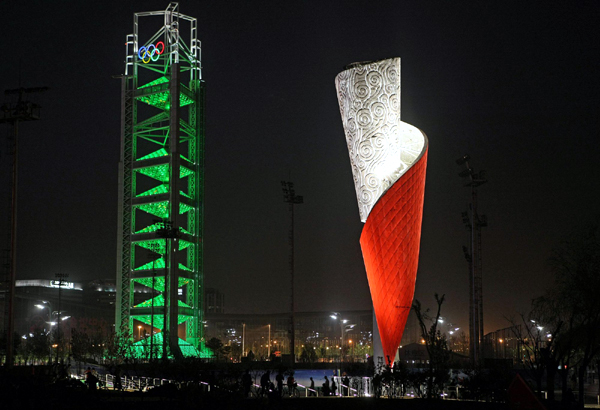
[330, 312, 355, 363]
[498, 338, 506, 359]
[54, 272, 69, 364]
[34, 300, 58, 363]
[36, 301, 52, 324]
[348, 339, 354, 362]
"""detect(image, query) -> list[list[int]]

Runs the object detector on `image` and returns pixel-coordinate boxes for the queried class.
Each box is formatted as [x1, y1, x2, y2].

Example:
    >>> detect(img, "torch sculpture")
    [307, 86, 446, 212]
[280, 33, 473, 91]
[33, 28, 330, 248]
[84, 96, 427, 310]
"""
[335, 58, 428, 363]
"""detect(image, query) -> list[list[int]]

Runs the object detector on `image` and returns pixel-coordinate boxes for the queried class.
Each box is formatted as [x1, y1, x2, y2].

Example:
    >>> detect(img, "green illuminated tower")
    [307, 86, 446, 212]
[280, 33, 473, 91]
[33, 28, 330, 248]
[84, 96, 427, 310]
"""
[116, 3, 209, 359]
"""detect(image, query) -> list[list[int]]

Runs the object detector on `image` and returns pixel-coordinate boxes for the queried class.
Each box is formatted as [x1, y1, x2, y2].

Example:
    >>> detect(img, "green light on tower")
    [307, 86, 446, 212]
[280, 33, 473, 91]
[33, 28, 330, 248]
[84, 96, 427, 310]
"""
[116, 3, 207, 360]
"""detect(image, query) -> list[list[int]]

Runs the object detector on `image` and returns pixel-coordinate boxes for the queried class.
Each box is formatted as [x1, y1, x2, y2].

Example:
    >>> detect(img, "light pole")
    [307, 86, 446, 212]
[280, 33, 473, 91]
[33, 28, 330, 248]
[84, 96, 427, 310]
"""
[1, 86, 49, 368]
[349, 339, 353, 362]
[330, 313, 356, 363]
[50, 311, 70, 364]
[35, 301, 53, 364]
[281, 181, 303, 364]
[268, 324, 271, 358]
[35, 304, 70, 365]
[35, 301, 52, 321]
[55, 273, 69, 364]
[242, 323, 245, 358]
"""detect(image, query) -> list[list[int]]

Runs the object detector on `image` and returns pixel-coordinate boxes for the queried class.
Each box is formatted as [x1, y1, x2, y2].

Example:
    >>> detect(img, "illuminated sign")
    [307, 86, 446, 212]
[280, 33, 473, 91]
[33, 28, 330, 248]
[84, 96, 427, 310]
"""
[50, 280, 74, 289]
[138, 41, 165, 64]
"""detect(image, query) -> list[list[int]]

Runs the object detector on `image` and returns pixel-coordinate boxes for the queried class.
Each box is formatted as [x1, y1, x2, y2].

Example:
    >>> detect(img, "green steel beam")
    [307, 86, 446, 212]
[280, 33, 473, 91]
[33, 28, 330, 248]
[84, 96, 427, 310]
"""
[116, 5, 206, 360]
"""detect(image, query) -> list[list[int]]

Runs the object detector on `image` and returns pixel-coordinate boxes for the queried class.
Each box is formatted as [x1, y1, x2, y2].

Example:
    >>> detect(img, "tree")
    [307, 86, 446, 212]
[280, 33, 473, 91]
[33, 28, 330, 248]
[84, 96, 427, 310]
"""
[1, 331, 23, 364]
[530, 291, 575, 402]
[229, 343, 241, 361]
[299, 343, 318, 363]
[104, 330, 136, 366]
[206, 337, 224, 361]
[21, 330, 50, 364]
[221, 344, 232, 361]
[318, 345, 327, 362]
[71, 328, 90, 362]
[507, 314, 552, 397]
[413, 293, 451, 399]
[514, 222, 600, 407]
[546, 222, 600, 408]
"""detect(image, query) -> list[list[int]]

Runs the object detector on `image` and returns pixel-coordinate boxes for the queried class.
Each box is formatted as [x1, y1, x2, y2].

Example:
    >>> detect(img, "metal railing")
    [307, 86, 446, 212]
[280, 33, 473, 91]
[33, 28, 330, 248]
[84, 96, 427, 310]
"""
[72, 370, 376, 398]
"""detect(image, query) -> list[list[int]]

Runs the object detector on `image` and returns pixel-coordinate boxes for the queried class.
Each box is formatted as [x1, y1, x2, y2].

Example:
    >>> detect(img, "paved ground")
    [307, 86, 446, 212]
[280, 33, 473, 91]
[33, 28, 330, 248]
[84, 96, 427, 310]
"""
[85, 394, 512, 410]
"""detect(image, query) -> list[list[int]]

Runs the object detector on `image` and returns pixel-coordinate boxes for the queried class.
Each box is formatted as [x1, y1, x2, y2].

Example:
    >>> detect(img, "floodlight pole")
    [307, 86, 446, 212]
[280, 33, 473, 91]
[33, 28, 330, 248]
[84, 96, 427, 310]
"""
[281, 181, 303, 364]
[457, 155, 487, 367]
[0, 86, 48, 368]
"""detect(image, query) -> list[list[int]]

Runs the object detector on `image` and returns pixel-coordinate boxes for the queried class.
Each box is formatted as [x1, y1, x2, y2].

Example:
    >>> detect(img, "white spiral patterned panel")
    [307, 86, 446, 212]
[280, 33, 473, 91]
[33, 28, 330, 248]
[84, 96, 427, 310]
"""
[335, 58, 426, 222]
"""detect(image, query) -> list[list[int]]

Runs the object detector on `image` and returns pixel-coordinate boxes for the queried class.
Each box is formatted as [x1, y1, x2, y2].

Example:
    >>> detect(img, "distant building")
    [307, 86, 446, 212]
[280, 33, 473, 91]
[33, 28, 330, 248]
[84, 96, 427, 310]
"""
[204, 310, 373, 362]
[398, 342, 469, 368]
[205, 288, 225, 314]
[3, 279, 373, 363]
[483, 325, 523, 365]
[1, 278, 154, 339]
[399, 307, 419, 346]
[448, 331, 470, 357]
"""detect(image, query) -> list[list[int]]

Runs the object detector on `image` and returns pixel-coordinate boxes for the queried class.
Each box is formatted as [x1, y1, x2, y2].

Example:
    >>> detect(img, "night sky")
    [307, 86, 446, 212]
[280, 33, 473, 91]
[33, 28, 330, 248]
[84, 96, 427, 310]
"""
[1, 1, 599, 334]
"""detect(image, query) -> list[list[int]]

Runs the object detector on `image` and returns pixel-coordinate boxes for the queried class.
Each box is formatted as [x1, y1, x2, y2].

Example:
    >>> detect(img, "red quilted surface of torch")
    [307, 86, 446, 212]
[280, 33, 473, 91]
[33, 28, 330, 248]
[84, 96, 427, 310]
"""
[360, 149, 428, 363]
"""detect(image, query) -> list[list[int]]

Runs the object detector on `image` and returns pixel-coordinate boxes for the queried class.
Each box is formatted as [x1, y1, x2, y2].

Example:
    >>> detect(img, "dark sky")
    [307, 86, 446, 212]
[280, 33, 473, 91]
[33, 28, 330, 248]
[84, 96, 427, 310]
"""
[1, 0, 599, 334]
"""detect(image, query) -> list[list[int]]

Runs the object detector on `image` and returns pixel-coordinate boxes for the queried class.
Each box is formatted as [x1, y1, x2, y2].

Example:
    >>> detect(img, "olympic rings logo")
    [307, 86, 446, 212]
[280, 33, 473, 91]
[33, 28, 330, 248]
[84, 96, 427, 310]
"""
[138, 41, 165, 64]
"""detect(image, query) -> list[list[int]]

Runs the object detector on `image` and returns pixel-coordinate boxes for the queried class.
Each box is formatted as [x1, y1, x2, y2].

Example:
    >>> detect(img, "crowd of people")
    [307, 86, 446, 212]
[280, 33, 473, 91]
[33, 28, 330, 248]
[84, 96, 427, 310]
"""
[244, 370, 349, 398]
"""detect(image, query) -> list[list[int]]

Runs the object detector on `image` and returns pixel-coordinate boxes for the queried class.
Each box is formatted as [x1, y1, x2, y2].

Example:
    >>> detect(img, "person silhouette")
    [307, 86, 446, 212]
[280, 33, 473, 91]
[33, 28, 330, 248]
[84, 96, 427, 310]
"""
[323, 375, 330, 396]
[260, 370, 271, 397]
[242, 369, 252, 398]
[275, 370, 284, 397]
[287, 374, 296, 397]
[342, 375, 350, 396]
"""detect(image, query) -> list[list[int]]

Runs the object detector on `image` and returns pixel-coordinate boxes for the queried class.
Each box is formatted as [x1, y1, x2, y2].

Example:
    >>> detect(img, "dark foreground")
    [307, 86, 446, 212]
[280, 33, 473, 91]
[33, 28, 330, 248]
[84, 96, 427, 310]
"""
[5, 386, 510, 410]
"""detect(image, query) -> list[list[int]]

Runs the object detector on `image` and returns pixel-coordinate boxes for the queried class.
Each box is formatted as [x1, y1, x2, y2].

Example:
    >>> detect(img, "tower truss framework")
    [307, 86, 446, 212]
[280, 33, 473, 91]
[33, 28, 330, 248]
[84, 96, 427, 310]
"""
[116, 2, 209, 359]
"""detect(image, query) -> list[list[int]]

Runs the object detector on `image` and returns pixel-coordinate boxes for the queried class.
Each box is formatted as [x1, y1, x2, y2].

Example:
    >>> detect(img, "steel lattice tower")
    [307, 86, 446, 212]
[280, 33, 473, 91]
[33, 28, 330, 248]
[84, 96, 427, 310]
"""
[458, 154, 487, 367]
[115, 3, 209, 359]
